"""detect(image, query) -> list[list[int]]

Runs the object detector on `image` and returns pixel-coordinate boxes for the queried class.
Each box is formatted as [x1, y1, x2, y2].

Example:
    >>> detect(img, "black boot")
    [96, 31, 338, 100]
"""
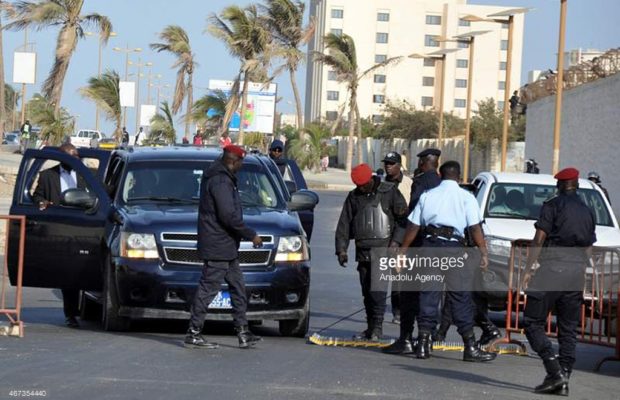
[184, 327, 219, 349]
[557, 367, 571, 396]
[368, 319, 383, 341]
[534, 357, 567, 394]
[434, 327, 447, 343]
[236, 325, 262, 349]
[415, 332, 432, 359]
[478, 326, 502, 347]
[462, 332, 496, 362]
[383, 327, 414, 354]
[353, 327, 372, 341]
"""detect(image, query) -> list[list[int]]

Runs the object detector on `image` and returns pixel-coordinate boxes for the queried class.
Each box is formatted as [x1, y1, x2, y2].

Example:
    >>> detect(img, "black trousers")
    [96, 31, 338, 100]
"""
[391, 288, 400, 318]
[524, 290, 582, 371]
[438, 291, 497, 334]
[61, 289, 80, 318]
[189, 259, 248, 330]
[358, 261, 386, 326]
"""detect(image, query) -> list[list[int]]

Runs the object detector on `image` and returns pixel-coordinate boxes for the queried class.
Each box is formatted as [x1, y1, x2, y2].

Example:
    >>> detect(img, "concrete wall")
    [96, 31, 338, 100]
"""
[336, 136, 524, 179]
[525, 72, 620, 216]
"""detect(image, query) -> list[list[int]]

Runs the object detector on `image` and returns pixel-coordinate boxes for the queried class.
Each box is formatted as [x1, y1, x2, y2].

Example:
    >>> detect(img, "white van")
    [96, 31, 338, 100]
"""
[70, 129, 103, 148]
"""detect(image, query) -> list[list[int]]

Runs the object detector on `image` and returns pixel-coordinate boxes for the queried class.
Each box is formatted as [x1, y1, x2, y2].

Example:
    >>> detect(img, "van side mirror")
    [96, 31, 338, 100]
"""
[61, 188, 97, 209]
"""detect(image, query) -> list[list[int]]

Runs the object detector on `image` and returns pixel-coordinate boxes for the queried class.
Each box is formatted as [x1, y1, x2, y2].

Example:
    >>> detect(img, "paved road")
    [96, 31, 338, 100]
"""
[0, 191, 618, 399]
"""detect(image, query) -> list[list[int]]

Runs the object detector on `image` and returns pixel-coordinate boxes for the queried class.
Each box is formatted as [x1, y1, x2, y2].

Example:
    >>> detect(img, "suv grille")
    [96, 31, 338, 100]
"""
[164, 247, 271, 267]
[161, 233, 273, 244]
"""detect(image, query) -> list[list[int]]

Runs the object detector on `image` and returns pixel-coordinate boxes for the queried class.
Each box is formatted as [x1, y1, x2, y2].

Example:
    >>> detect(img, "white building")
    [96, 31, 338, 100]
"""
[305, 0, 525, 124]
[564, 48, 605, 68]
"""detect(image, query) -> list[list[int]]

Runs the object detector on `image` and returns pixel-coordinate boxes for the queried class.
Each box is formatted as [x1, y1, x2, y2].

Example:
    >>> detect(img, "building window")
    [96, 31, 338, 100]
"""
[501, 40, 509, 51]
[422, 76, 435, 86]
[456, 59, 469, 68]
[372, 114, 384, 124]
[373, 95, 385, 104]
[374, 74, 386, 83]
[425, 35, 440, 47]
[455, 79, 467, 88]
[498, 81, 506, 90]
[331, 28, 342, 36]
[426, 15, 442, 25]
[497, 101, 505, 110]
[500, 61, 507, 70]
[327, 91, 339, 101]
[327, 70, 338, 81]
[459, 18, 471, 27]
[331, 9, 343, 19]
[423, 58, 436, 67]
[458, 41, 470, 49]
[454, 99, 467, 108]
[326, 111, 338, 121]
[375, 54, 387, 63]
[421, 96, 433, 107]
[377, 12, 390, 22]
[376, 32, 389, 44]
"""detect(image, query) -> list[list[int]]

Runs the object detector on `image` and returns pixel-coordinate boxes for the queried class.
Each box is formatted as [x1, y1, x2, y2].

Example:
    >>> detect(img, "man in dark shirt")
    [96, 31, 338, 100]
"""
[522, 167, 596, 395]
[185, 145, 264, 349]
[269, 139, 287, 176]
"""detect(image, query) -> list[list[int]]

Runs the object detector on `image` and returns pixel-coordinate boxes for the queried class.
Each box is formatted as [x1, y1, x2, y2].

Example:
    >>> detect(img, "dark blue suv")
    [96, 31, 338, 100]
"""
[7, 146, 318, 336]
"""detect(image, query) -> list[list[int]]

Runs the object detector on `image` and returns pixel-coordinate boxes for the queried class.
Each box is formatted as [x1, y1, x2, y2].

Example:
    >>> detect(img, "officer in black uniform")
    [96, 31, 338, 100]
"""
[335, 163, 408, 341]
[185, 145, 264, 349]
[383, 148, 441, 354]
[522, 167, 596, 395]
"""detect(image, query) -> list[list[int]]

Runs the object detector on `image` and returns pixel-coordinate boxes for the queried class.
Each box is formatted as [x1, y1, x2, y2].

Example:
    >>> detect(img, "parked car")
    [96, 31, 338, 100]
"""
[2, 131, 20, 145]
[7, 147, 318, 335]
[97, 137, 119, 151]
[70, 129, 103, 148]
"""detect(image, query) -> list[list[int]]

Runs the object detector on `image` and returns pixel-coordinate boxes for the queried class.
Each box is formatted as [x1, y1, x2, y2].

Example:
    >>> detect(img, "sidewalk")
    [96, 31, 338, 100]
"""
[304, 168, 354, 191]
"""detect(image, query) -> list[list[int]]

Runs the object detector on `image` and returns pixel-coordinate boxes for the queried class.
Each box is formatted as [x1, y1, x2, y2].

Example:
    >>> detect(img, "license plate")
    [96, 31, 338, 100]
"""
[208, 291, 232, 309]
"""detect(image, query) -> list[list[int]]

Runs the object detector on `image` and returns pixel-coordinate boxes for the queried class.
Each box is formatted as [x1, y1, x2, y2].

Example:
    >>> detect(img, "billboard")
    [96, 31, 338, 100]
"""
[119, 81, 135, 107]
[208, 79, 277, 134]
[140, 104, 157, 126]
[13, 52, 36, 84]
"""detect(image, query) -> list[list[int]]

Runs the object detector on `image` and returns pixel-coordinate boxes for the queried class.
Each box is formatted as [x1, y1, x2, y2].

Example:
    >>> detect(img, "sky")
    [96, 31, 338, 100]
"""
[3, 0, 620, 138]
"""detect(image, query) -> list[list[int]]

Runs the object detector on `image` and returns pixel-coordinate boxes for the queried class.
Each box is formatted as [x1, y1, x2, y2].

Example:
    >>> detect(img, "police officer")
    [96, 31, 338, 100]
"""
[587, 171, 610, 203]
[335, 163, 408, 341]
[399, 161, 495, 362]
[522, 167, 596, 395]
[185, 145, 264, 349]
[20, 119, 32, 153]
[383, 148, 441, 354]
[382, 151, 413, 324]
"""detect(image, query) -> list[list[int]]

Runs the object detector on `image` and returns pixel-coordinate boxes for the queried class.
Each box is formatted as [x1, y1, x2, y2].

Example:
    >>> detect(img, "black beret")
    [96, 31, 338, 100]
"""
[417, 148, 441, 158]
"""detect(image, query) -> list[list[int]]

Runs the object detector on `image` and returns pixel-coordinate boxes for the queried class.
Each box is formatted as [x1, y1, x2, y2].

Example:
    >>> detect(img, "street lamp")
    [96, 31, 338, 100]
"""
[85, 31, 117, 131]
[128, 59, 153, 133]
[145, 72, 162, 104]
[440, 30, 491, 182]
[463, 8, 530, 172]
[112, 45, 142, 127]
[150, 83, 170, 108]
[409, 48, 460, 151]
[552, 0, 568, 174]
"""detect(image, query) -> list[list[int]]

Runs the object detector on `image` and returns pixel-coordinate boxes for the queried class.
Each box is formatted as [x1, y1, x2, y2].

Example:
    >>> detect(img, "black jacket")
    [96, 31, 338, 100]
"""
[335, 177, 408, 262]
[408, 169, 441, 214]
[32, 165, 86, 205]
[197, 159, 257, 261]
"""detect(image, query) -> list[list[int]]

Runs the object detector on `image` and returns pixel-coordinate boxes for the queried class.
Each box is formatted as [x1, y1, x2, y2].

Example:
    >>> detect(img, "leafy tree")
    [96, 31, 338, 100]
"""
[79, 70, 121, 140]
[510, 114, 526, 142]
[26, 93, 73, 144]
[190, 89, 230, 135]
[288, 123, 330, 171]
[4, 83, 19, 130]
[149, 101, 176, 144]
[150, 25, 196, 139]
[471, 98, 503, 149]
[6, 0, 112, 116]
[376, 100, 437, 140]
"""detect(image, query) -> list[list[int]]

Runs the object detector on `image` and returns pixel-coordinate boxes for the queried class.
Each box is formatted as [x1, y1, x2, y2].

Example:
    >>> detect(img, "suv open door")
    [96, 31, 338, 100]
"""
[7, 148, 112, 290]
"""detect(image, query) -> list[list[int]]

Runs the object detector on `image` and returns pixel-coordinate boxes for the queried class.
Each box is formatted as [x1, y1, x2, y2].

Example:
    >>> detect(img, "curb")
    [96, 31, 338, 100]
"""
[307, 180, 353, 191]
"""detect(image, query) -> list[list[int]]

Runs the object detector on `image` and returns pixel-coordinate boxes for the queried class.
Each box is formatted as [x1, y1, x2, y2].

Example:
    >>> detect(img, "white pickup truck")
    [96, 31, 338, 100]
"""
[70, 129, 103, 148]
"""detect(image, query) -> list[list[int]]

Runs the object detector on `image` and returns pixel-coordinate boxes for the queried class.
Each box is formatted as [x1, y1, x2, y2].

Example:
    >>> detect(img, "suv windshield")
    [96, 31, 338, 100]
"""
[484, 183, 613, 227]
[120, 160, 285, 209]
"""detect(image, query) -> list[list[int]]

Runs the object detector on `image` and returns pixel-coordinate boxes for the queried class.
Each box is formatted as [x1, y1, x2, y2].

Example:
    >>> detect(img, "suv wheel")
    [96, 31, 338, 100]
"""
[102, 256, 130, 331]
[278, 296, 309, 338]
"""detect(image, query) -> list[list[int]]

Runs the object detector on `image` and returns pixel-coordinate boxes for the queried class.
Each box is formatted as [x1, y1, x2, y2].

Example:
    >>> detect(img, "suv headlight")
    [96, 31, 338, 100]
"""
[121, 232, 159, 259]
[275, 236, 309, 262]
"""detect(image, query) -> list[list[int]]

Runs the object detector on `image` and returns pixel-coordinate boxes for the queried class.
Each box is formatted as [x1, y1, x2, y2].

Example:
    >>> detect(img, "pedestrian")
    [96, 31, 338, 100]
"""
[399, 161, 496, 362]
[32, 143, 85, 328]
[383, 148, 441, 355]
[335, 163, 408, 341]
[381, 151, 413, 325]
[587, 171, 611, 203]
[182, 136, 190, 145]
[135, 127, 144, 146]
[121, 127, 130, 146]
[219, 134, 232, 148]
[321, 154, 329, 172]
[522, 167, 596, 395]
[20, 119, 32, 153]
[185, 145, 264, 349]
[526, 159, 540, 174]
[269, 139, 287, 176]
[193, 130, 203, 146]
[509, 90, 520, 122]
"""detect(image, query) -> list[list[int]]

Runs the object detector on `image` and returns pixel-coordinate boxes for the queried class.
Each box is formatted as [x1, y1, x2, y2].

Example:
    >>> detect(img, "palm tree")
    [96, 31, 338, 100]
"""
[150, 25, 195, 139]
[149, 101, 176, 144]
[0, 1, 15, 134]
[4, 84, 19, 129]
[79, 70, 121, 140]
[26, 93, 73, 144]
[207, 4, 270, 145]
[6, 0, 112, 117]
[262, 0, 314, 129]
[313, 33, 400, 170]
[288, 123, 330, 171]
[190, 89, 229, 133]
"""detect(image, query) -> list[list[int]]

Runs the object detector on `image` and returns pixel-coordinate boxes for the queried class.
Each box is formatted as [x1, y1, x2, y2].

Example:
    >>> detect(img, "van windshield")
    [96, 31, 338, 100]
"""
[484, 183, 613, 227]
[120, 160, 285, 209]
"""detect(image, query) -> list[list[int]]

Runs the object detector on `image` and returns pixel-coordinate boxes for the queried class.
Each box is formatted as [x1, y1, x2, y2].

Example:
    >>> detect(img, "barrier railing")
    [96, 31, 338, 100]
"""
[0, 215, 26, 338]
[492, 240, 620, 371]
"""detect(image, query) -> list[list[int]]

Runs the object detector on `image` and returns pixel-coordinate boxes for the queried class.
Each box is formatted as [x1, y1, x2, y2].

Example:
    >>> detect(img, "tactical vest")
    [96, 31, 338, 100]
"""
[353, 188, 393, 241]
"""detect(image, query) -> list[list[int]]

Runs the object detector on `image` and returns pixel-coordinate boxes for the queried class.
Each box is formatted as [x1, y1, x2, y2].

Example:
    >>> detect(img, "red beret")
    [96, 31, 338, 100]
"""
[351, 163, 373, 186]
[554, 167, 579, 181]
[224, 144, 246, 159]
